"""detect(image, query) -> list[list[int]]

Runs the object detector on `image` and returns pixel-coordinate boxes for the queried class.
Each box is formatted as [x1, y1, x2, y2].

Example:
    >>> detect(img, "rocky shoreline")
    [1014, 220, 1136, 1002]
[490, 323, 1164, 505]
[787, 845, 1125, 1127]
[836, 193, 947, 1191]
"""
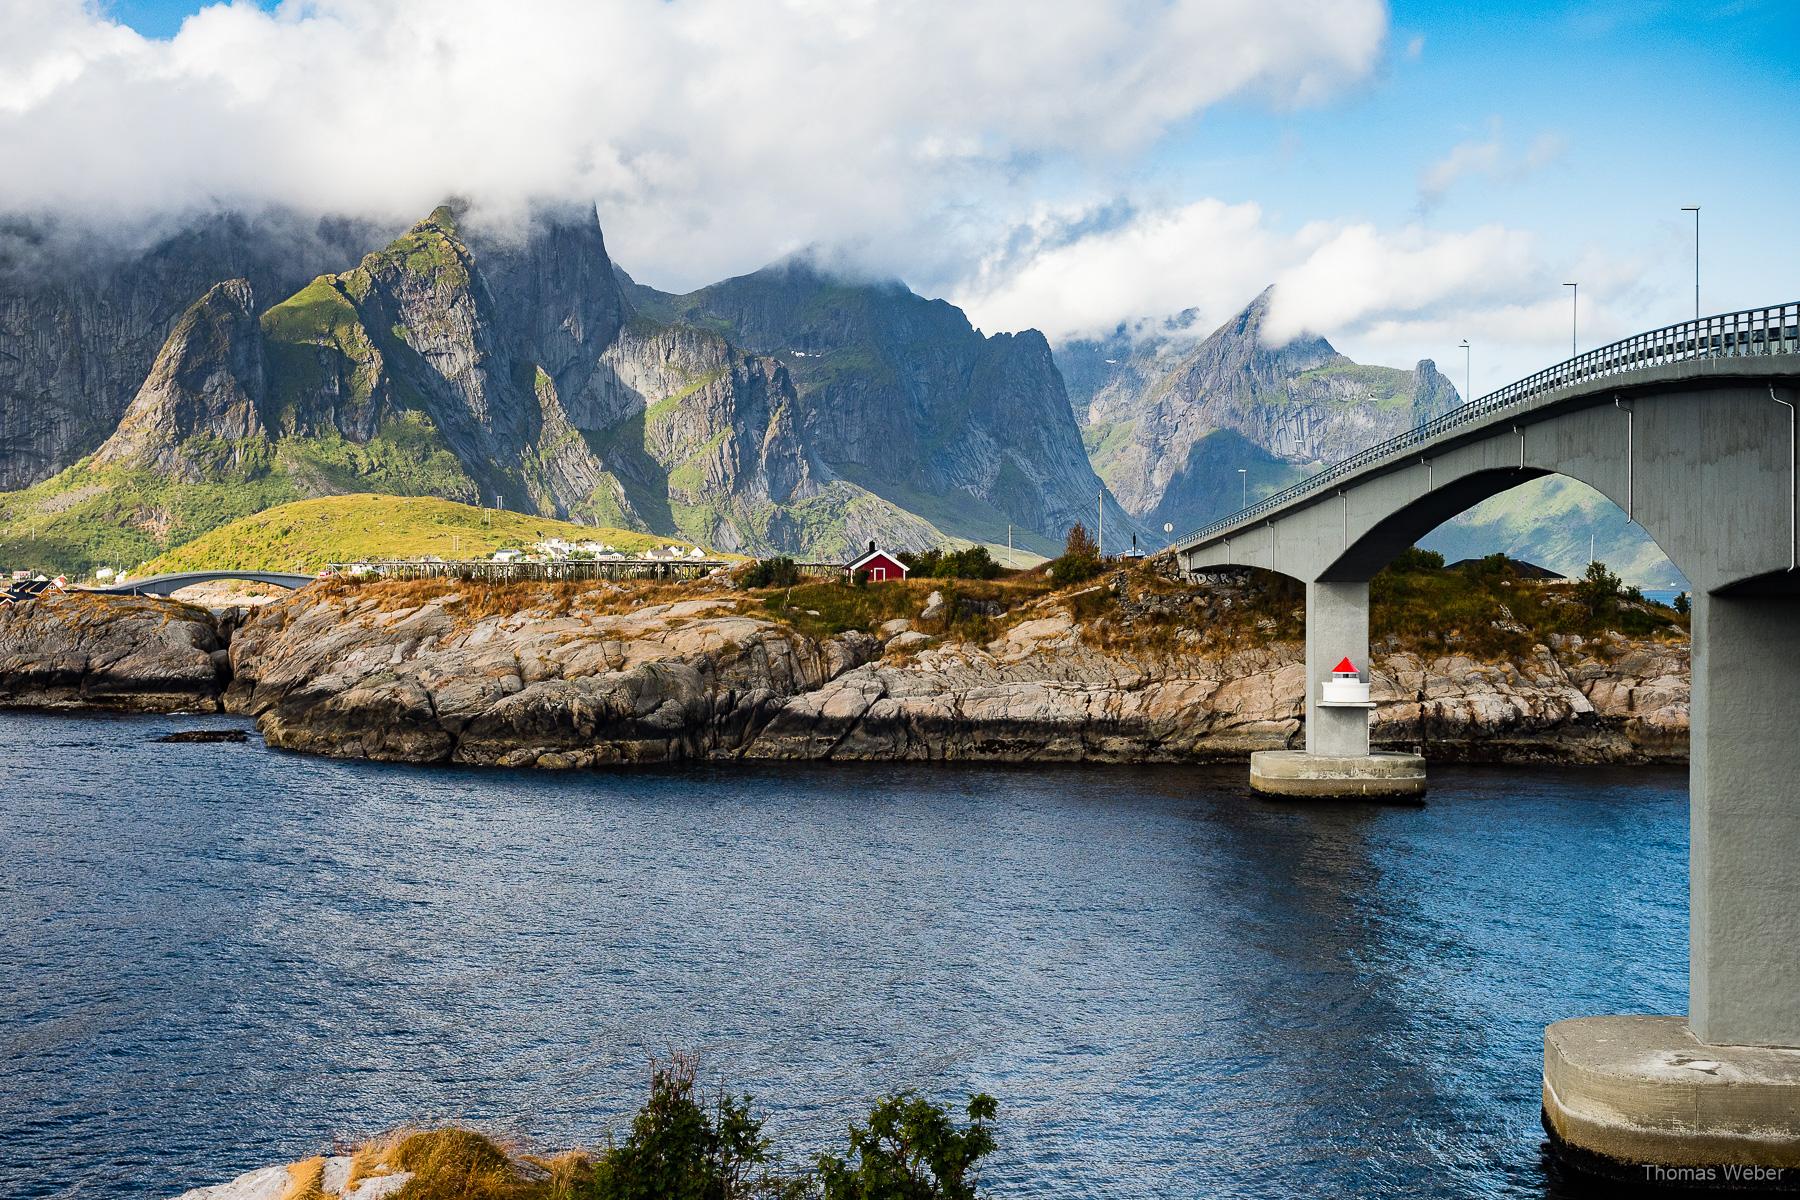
[0, 581, 1689, 766]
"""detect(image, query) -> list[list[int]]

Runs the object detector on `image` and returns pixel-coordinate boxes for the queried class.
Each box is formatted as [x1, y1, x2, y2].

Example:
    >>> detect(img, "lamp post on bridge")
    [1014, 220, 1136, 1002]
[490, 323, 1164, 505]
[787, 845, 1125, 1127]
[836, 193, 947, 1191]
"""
[1681, 205, 1700, 319]
[1458, 339, 1471, 403]
[1564, 282, 1578, 355]
[1238, 468, 1247, 511]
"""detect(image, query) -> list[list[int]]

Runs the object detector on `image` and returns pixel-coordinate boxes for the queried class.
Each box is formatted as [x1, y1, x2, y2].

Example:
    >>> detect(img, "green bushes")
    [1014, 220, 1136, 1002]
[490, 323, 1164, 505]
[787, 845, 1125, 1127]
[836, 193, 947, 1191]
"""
[580, 1056, 796, 1200]
[343, 1062, 999, 1200]
[900, 546, 1001, 580]
[740, 556, 801, 588]
[1369, 548, 1685, 656]
[816, 1092, 998, 1200]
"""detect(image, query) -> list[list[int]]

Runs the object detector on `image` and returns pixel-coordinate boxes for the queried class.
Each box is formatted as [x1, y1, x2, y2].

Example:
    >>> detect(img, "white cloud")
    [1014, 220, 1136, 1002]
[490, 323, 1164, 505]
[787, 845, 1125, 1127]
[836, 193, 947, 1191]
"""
[1417, 121, 1567, 207]
[0, 0, 1388, 288]
[952, 194, 1669, 395]
[955, 198, 1542, 343]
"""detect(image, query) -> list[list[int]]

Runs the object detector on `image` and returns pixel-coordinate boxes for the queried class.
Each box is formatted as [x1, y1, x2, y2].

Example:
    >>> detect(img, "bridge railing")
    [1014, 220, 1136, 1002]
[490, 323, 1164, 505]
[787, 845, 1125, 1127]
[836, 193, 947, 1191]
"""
[1176, 301, 1800, 548]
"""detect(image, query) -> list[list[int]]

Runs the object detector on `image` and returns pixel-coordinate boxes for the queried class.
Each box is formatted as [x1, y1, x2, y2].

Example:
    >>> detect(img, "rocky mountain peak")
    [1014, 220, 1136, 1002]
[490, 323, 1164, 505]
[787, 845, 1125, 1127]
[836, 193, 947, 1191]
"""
[92, 278, 268, 479]
[1059, 287, 1461, 532]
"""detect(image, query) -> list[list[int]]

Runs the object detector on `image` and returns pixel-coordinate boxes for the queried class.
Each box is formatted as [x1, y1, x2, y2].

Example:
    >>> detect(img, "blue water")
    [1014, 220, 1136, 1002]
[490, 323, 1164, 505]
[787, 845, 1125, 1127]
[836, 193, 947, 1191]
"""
[0, 711, 1687, 1198]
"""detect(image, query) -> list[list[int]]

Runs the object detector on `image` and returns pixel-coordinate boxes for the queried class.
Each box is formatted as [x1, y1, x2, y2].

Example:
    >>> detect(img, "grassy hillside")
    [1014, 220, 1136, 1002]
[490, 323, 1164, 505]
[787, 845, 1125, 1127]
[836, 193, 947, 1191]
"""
[140, 495, 706, 574]
[1422, 476, 1683, 589]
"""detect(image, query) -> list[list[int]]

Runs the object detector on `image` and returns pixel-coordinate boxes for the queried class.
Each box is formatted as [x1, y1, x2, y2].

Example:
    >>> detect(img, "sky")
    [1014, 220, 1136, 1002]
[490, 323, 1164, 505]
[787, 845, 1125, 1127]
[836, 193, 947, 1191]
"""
[7, 0, 1798, 390]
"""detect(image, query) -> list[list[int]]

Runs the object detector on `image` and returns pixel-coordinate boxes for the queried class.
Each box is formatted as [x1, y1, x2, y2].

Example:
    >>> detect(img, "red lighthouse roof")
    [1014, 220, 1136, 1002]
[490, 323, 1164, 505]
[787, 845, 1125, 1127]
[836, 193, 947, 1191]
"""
[1331, 657, 1358, 674]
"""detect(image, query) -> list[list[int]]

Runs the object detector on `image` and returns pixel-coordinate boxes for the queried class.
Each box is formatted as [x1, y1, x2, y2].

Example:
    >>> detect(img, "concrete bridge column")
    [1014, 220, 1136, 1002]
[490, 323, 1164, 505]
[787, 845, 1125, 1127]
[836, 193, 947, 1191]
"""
[1544, 589, 1800, 1184]
[1249, 579, 1425, 800]
[1304, 581, 1371, 757]
[1687, 589, 1800, 1048]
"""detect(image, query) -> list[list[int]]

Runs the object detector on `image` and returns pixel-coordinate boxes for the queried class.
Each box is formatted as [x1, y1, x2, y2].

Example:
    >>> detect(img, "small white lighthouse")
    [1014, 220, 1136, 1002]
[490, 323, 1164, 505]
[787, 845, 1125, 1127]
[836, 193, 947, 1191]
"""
[1319, 656, 1373, 706]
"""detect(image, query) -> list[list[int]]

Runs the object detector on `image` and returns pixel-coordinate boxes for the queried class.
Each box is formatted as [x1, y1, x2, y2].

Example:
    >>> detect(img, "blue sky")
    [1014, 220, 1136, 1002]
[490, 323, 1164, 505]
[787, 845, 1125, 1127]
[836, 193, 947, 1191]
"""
[41, 1, 1800, 389]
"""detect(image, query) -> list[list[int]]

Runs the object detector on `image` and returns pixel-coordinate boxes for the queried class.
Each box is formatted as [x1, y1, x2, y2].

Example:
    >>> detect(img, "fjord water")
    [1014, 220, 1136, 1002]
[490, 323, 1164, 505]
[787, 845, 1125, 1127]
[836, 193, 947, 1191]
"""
[0, 712, 1685, 1199]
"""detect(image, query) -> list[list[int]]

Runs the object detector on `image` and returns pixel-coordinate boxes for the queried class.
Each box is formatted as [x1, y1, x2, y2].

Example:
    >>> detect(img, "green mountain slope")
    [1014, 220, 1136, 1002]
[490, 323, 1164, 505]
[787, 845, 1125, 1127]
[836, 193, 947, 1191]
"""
[1420, 476, 1684, 587]
[141, 495, 703, 574]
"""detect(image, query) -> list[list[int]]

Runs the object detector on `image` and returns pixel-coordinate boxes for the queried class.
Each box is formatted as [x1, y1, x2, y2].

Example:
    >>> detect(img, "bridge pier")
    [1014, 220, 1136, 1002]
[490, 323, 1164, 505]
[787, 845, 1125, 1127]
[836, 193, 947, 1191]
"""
[1544, 588, 1800, 1185]
[1249, 579, 1426, 800]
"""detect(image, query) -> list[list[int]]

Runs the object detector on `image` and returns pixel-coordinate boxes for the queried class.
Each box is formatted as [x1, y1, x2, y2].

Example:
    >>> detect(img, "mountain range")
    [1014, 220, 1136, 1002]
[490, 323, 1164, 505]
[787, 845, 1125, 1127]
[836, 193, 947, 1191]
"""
[0, 202, 1675, 583]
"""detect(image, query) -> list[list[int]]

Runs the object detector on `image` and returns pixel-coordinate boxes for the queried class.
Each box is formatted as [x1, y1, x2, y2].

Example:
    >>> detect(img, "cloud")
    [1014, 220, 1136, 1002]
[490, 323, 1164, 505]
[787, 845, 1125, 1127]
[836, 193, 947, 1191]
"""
[952, 191, 1676, 397]
[953, 197, 1542, 344]
[0, 0, 1388, 287]
[1417, 122, 1567, 207]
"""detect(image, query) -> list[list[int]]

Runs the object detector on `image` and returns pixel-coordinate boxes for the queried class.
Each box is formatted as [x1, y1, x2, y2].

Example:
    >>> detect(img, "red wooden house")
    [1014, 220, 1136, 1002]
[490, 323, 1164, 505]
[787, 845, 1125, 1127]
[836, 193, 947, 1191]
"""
[847, 544, 909, 583]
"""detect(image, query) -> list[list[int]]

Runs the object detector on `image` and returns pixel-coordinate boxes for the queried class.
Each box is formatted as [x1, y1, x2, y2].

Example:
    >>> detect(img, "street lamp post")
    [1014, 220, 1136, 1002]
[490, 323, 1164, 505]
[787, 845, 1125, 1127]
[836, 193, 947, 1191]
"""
[1238, 468, 1247, 511]
[1681, 206, 1700, 319]
[1564, 282, 1578, 355]
[1458, 340, 1472, 403]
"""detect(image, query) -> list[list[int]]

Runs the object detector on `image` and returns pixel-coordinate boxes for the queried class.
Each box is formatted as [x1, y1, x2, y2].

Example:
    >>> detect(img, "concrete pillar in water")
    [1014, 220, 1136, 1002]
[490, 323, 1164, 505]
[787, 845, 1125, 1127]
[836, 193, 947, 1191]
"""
[1305, 580, 1371, 757]
[1688, 590, 1800, 1047]
[1544, 588, 1800, 1184]
[1250, 578, 1424, 799]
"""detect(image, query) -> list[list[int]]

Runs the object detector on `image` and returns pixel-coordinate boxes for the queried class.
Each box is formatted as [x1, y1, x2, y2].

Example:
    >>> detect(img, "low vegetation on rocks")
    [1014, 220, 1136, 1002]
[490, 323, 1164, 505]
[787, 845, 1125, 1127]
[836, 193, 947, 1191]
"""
[181, 1061, 999, 1200]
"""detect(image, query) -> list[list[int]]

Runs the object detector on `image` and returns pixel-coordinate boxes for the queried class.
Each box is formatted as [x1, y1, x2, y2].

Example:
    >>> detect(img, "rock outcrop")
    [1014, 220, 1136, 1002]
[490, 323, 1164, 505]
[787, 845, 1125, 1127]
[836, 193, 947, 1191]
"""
[0, 583, 1690, 764]
[92, 280, 269, 479]
[175, 1155, 408, 1200]
[749, 611, 1688, 764]
[224, 588, 876, 766]
[0, 592, 228, 711]
[212, 584, 1686, 767]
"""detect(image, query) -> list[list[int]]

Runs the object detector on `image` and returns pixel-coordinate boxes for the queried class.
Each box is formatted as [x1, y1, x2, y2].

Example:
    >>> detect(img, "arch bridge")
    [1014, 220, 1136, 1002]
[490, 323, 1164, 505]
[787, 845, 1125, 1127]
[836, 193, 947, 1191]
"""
[1169, 301, 1800, 1179]
[92, 570, 317, 597]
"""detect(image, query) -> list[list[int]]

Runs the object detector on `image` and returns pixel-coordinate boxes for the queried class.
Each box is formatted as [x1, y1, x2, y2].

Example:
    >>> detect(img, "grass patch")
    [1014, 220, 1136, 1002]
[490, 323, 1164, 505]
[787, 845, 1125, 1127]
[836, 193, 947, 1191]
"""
[143, 495, 703, 574]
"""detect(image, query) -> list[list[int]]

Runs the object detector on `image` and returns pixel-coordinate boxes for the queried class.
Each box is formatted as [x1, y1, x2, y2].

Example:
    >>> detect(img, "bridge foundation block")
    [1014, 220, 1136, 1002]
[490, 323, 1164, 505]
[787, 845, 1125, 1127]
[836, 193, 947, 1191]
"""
[1543, 1016, 1800, 1189]
[1248, 749, 1426, 800]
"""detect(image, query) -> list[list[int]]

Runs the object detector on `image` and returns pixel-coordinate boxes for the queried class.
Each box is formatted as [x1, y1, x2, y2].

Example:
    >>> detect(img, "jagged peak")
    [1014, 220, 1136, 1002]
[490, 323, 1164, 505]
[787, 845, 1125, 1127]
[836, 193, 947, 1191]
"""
[419, 200, 468, 236]
[188, 276, 257, 317]
[1199, 286, 1336, 361]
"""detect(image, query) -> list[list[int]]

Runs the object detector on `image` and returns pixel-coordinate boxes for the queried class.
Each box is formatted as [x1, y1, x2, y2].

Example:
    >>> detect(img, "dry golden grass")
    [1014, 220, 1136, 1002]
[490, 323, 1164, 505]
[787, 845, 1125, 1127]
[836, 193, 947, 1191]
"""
[279, 1157, 328, 1200]
[346, 1129, 553, 1200]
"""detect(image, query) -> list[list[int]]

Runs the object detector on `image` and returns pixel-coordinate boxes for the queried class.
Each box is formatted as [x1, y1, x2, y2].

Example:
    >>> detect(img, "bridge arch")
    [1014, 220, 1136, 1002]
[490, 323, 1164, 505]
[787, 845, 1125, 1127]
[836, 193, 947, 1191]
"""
[1192, 375, 1796, 595]
[94, 570, 317, 597]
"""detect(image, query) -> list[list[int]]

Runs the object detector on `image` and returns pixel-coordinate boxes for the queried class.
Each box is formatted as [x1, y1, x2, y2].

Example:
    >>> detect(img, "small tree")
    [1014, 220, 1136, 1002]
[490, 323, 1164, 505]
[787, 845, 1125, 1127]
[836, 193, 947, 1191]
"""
[1575, 559, 1623, 619]
[1063, 523, 1098, 560]
[1673, 591, 1691, 615]
[587, 1056, 795, 1200]
[1047, 524, 1104, 587]
[816, 1092, 999, 1200]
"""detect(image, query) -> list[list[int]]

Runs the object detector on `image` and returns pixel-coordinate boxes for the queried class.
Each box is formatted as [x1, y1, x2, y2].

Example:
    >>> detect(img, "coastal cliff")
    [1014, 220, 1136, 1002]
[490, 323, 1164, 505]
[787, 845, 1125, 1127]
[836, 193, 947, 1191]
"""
[0, 592, 230, 711]
[222, 572, 1684, 766]
[0, 569, 1689, 764]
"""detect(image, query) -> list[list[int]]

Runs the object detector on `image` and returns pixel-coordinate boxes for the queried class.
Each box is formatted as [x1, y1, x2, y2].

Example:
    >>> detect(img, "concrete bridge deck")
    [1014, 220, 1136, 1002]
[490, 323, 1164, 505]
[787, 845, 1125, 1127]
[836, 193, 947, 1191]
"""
[90, 571, 317, 597]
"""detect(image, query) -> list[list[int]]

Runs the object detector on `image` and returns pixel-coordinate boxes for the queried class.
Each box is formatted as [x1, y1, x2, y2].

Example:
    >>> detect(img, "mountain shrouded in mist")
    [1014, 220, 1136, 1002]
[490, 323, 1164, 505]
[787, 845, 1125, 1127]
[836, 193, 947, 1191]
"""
[1058, 289, 1460, 534]
[0, 204, 1134, 571]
